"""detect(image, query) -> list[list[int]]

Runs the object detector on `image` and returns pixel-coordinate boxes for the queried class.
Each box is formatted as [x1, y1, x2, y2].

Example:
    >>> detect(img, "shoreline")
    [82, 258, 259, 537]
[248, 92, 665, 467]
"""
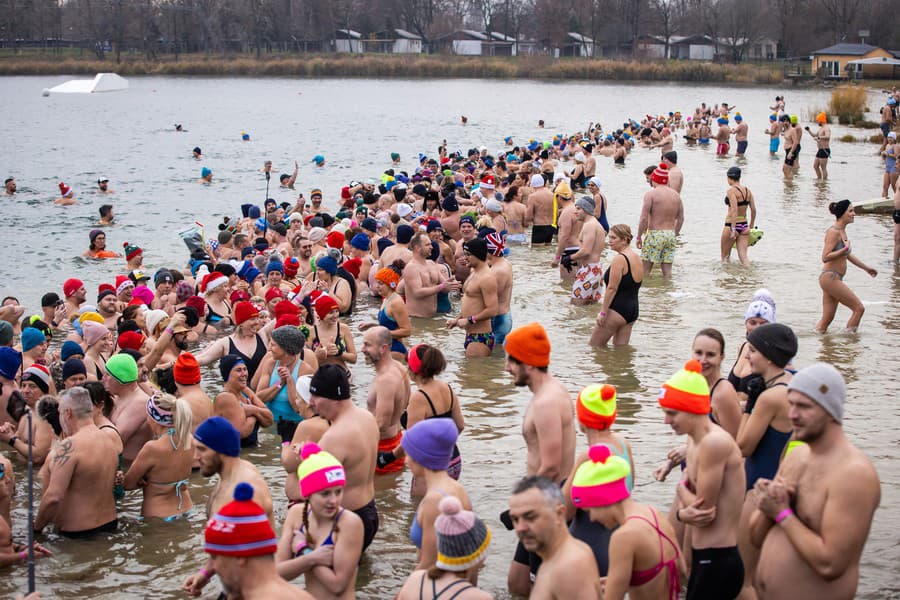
[0, 53, 786, 84]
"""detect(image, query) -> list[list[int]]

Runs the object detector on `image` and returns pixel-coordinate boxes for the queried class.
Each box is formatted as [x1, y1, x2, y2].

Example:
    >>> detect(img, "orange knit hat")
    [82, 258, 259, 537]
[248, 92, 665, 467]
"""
[658, 359, 710, 415]
[503, 322, 551, 367]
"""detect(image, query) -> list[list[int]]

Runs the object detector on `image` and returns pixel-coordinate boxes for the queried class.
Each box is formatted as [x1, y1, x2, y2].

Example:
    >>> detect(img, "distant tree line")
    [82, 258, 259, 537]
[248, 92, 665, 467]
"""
[1, 0, 897, 61]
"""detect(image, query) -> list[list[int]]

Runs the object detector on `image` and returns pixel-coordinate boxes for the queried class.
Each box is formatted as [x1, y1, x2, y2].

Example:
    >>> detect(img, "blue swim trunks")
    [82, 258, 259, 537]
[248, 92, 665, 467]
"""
[769, 138, 780, 153]
[491, 313, 513, 346]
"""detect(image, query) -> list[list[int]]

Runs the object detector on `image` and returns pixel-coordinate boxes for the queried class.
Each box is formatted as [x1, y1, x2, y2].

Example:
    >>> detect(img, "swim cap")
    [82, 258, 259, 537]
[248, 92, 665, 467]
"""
[787, 362, 845, 423]
[744, 288, 776, 323]
[63, 278, 84, 298]
[658, 360, 710, 415]
[575, 196, 595, 215]
[576, 384, 617, 430]
[201, 167, 212, 178]
[434, 496, 491, 572]
[20, 327, 45, 352]
[105, 352, 138, 384]
[790, 115, 798, 124]
[194, 416, 240, 457]
[769, 114, 777, 121]
[504, 322, 551, 368]
[727, 166, 742, 180]
[816, 112, 827, 124]
[571, 444, 632, 508]
[391, 152, 400, 161]
[746, 323, 797, 369]
[312, 155, 325, 165]
[734, 113, 743, 121]
[204, 482, 276, 557]
[296, 442, 346, 497]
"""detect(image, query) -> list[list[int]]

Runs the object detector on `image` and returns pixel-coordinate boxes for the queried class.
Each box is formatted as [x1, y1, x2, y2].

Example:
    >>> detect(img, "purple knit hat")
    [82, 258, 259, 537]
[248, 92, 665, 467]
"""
[400, 418, 458, 470]
[434, 496, 491, 571]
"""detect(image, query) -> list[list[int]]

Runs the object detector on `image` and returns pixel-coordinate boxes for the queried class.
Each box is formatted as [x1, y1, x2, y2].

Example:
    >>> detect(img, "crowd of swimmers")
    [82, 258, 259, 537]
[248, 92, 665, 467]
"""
[0, 93, 892, 599]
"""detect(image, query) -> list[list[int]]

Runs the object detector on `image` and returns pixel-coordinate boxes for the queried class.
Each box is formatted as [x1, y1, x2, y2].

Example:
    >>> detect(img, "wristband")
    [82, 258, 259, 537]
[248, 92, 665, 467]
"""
[165, 326, 175, 335]
[468, 315, 476, 324]
[675, 508, 682, 522]
[439, 282, 445, 292]
[600, 311, 607, 317]
[19, 550, 26, 561]
[8, 436, 16, 447]
[198, 567, 212, 580]
[775, 508, 793, 524]
[554, 254, 561, 260]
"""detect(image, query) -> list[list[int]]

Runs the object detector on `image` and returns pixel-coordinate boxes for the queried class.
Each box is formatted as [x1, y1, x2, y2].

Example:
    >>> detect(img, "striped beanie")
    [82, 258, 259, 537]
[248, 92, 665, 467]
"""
[651, 163, 669, 185]
[22, 364, 51, 394]
[576, 384, 617, 430]
[434, 496, 491, 572]
[658, 359, 710, 415]
[570, 444, 631, 508]
[204, 482, 277, 557]
[296, 443, 346, 498]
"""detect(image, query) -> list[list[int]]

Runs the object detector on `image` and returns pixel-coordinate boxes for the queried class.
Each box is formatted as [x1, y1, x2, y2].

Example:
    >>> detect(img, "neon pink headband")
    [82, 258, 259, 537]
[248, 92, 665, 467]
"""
[407, 344, 423, 374]
[570, 479, 630, 508]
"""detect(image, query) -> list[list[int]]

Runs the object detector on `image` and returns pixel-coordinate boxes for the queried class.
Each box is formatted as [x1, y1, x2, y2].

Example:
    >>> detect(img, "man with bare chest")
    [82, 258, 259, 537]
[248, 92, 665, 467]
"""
[750, 364, 879, 600]
[485, 232, 514, 346]
[503, 322, 576, 595]
[362, 326, 410, 474]
[447, 238, 498, 357]
[105, 353, 152, 462]
[659, 360, 745, 600]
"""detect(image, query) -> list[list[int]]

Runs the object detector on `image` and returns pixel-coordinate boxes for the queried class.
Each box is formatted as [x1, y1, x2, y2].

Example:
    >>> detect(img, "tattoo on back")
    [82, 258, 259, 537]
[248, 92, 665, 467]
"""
[54, 439, 74, 466]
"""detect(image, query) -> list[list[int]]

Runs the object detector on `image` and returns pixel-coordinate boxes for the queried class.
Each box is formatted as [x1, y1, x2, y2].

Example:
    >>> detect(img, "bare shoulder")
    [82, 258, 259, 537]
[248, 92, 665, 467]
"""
[700, 426, 737, 458]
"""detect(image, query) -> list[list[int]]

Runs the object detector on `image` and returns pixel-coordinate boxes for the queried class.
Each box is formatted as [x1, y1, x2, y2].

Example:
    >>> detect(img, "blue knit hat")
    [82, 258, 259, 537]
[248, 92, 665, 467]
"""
[265, 260, 284, 275]
[350, 233, 370, 251]
[194, 416, 240, 457]
[316, 255, 338, 275]
[60, 340, 84, 361]
[20, 327, 46, 352]
[0, 347, 22, 379]
[243, 267, 262, 284]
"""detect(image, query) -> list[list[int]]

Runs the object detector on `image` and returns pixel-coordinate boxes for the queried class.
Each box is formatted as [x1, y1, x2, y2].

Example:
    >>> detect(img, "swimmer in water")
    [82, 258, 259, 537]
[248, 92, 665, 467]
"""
[97, 177, 114, 194]
[815, 200, 877, 333]
[4, 177, 16, 195]
[54, 182, 76, 205]
[98, 204, 114, 225]
[460, 115, 468, 125]
[83, 230, 121, 259]
[198, 167, 213, 184]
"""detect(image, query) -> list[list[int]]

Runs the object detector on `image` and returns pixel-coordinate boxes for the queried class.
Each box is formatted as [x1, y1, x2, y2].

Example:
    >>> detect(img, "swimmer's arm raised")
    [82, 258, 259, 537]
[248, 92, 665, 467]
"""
[34, 441, 76, 532]
[191, 337, 227, 366]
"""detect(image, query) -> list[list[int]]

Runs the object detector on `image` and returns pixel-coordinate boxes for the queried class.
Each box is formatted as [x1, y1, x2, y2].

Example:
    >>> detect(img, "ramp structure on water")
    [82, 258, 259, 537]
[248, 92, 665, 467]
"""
[45, 73, 128, 94]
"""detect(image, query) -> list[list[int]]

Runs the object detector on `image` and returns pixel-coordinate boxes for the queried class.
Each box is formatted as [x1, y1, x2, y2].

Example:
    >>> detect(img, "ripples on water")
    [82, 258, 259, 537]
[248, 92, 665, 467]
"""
[1, 77, 897, 598]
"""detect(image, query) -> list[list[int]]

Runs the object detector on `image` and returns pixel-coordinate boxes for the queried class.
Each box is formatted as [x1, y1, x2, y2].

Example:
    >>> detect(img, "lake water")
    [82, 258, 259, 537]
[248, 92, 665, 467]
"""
[0, 76, 897, 599]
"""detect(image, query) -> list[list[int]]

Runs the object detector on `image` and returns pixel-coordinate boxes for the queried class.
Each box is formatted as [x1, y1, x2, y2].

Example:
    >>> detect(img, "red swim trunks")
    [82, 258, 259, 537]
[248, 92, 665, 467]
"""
[375, 431, 405, 474]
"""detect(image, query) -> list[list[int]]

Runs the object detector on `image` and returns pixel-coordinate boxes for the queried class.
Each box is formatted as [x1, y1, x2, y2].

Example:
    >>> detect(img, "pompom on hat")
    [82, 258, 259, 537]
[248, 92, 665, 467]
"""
[576, 384, 617, 430]
[296, 442, 346, 498]
[434, 496, 491, 572]
[570, 444, 632, 508]
[744, 288, 776, 323]
[651, 163, 669, 185]
[123, 242, 142, 261]
[658, 360, 710, 415]
[503, 322, 551, 368]
[204, 482, 277, 557]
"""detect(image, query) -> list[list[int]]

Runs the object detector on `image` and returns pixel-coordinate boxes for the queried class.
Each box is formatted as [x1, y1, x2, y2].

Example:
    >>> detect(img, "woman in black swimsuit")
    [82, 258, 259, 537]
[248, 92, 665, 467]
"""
[591, 224, 643, 347]
[309, 293, 357, 372]
[193, 301, 269, 386]
[400, 344, 465, 496]
[692, 328, 741, 438]
[720, 166, 757, 266]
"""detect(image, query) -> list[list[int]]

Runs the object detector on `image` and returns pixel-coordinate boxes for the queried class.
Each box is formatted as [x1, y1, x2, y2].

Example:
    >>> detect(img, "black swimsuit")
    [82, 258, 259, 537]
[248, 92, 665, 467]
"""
[227, 334, 267, 382]
[603, 253, 642, 324]
[727, 342, 754, 394]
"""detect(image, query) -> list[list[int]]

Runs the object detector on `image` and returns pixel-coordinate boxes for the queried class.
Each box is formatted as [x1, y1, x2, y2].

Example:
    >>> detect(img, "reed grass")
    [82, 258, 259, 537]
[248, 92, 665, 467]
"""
[0, 54, 783, 83]
[828, 85, 867, 124]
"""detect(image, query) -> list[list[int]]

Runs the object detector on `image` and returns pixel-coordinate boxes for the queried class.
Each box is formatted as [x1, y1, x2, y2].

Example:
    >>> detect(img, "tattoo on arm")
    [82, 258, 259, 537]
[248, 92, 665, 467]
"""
[53, 439, 73, 466]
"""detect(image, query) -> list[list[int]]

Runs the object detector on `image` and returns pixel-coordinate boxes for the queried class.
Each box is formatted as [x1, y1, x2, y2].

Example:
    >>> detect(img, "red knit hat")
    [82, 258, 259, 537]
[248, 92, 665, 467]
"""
[273, 300, 299, 319]
[233, 301, 259, 326]
[283, 257, 300, 278]
[264, 287, 284, 304]
[204, 482, 277, 557]
[173, 351, 202, 385]
[503, 322, 551, 367]
[185, 295, 207, 316]
[651, 163, 669, 185]
[314, 294, 340, 321]
[230, 289, 251, 305]
[63, 278, 84, 298]
[275, 313, 300, 328]
[342, 256, 362, 278]
[326, 230, 345, 250]
[117, 331, 146, 352]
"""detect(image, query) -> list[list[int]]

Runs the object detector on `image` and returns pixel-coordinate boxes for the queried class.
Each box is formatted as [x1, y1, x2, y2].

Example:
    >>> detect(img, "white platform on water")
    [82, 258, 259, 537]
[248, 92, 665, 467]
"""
[46, 73, 128, 94]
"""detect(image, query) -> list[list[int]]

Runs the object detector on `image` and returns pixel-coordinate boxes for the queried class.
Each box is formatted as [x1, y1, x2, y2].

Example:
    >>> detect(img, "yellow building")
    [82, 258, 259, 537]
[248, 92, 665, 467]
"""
[811, 43, 893, 79]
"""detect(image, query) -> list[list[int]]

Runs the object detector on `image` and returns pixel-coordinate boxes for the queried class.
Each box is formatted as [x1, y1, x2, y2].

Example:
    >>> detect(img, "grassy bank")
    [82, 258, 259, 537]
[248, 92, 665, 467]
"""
[0, 53, 783, 84]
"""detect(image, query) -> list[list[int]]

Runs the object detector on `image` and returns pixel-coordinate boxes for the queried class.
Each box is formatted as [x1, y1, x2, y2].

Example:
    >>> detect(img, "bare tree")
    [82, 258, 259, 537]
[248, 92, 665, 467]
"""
[651, 0, 680, 58]
[816, 0, 863, 44]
